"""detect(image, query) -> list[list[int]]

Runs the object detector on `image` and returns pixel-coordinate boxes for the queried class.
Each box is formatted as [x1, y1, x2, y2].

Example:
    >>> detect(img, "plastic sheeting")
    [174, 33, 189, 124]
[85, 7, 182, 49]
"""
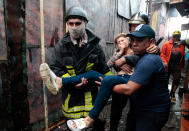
[118, 0, 141, 19]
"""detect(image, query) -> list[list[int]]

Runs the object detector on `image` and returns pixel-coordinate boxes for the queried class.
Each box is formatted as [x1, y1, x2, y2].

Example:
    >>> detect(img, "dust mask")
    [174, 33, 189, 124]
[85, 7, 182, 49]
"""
[68, 22, 86, 39]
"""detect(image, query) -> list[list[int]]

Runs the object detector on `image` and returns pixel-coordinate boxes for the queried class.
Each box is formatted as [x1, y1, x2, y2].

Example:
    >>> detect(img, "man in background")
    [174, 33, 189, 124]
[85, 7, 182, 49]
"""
[161, 30, 185, 101]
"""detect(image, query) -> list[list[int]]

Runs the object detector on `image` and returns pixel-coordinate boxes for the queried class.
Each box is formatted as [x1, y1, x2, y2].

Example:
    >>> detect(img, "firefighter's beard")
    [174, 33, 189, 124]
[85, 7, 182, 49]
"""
[68, 23, 86, 39]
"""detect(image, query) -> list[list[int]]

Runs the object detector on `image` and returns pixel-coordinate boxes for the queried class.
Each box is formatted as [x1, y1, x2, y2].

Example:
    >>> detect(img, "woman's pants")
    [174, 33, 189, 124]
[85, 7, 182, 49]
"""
[62, 70, 104, 87]
[110, 75, 130, 130]
[88, 75, 130, 120]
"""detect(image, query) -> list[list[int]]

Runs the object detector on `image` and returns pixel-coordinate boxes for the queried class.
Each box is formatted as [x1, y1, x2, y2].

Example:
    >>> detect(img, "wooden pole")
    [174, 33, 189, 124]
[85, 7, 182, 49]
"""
[40, 0, 48, 130]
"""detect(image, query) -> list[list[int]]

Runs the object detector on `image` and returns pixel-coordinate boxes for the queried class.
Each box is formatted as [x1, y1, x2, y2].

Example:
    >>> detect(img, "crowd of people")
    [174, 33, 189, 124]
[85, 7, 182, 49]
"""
[39, 6, 187, 131]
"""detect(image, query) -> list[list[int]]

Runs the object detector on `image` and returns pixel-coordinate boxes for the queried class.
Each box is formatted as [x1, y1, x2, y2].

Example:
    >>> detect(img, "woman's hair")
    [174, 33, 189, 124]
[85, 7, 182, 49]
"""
[114, 33, 127, 44]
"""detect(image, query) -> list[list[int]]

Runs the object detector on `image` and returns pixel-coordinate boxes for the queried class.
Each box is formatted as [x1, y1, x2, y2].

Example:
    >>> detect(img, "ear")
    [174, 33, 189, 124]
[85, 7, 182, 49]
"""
[84, 20, 87, 25]
[149, 38, 155, 45]
[146, 38, 155, 48]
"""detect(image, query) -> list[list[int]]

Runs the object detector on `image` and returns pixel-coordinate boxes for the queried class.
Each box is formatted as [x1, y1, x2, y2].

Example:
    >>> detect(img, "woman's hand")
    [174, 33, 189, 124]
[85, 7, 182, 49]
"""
[115, 57, 126, 67]
[120, 64, 133, 74]
[146, 44, 160, 54]
[95, 77, 103, 91]
[75, 77, 88, 89]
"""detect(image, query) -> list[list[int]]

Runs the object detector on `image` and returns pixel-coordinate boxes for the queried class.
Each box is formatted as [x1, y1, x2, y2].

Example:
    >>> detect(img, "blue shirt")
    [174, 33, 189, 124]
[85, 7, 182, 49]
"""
[130, 54, 171, 112]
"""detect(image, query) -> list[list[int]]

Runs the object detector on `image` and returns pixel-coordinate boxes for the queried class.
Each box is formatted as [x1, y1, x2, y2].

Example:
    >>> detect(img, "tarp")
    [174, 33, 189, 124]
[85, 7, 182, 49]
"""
[118, 0, 141, 19]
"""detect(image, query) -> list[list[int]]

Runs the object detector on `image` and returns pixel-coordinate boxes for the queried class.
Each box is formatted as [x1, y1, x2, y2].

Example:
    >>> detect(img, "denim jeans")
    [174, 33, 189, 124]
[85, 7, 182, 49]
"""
[110, 75, 130, 130]
[89, 75, 130, 120]
[62, 70, 104, 87]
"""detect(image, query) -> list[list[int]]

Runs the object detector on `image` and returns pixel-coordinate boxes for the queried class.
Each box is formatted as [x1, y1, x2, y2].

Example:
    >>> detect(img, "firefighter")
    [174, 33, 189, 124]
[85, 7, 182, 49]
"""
[128, 12, 147, 32]
[161, 30, 185, 101]
[48, 6, 112, 130]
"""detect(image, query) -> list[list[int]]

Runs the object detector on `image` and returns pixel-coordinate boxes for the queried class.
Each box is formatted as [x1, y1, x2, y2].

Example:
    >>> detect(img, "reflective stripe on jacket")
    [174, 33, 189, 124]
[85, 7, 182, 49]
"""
[49, 29, 112, 119]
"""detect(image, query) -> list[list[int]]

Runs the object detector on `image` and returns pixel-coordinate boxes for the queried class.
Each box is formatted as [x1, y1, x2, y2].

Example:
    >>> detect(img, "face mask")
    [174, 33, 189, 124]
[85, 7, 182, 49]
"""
[68, 22, 86, 39]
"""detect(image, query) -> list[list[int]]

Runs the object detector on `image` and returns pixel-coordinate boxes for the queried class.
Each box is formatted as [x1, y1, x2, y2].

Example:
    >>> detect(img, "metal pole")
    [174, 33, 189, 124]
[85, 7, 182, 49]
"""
[40, 0, 48, 130]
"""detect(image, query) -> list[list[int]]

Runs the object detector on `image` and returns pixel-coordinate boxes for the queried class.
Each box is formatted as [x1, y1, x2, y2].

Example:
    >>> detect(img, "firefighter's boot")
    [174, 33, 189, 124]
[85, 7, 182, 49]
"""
[170, 85, 178, 101]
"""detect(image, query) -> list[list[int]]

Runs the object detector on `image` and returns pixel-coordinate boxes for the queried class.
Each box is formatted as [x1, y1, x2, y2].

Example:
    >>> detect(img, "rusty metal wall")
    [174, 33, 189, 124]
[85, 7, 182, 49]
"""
[1, 0, 30, 130]
[25, 0, 63, 124]
[0, 0, 172, 130]
[2, 0, 130, 127]
[25, 0, 130, 125]
[66, 0, 129, 61]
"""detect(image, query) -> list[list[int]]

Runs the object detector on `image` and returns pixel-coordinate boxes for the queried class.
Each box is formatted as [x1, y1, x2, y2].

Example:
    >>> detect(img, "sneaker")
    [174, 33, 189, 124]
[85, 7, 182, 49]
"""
[40, 63, 58, 95]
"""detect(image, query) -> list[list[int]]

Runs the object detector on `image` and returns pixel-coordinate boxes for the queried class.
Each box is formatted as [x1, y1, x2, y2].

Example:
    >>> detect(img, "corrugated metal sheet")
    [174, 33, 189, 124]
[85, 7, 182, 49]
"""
[171, 1, 189, 16]
[25, 0, 63, 124]
[0, 0, 7, 60]
[26, 0, 130, 124]
[66, 0, 129, 61]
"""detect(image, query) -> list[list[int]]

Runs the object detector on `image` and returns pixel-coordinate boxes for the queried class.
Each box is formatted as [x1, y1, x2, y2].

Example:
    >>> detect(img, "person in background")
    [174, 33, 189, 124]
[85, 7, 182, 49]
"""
[47, 6, 113, 130]
[66, 24, 171, 131]
[160, 30, 185, 101]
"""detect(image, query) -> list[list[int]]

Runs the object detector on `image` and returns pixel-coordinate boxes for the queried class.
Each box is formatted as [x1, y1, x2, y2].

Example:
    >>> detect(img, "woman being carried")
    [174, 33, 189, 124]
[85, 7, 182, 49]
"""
[39, 33, 158, 131]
